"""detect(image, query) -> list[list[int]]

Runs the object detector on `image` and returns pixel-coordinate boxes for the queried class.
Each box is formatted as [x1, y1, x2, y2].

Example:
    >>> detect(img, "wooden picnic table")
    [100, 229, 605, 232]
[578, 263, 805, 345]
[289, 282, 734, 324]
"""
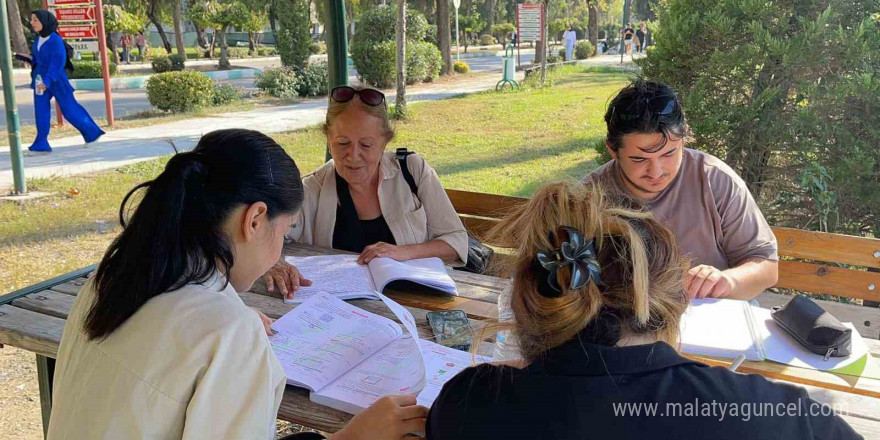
[2, 242, 880, 438]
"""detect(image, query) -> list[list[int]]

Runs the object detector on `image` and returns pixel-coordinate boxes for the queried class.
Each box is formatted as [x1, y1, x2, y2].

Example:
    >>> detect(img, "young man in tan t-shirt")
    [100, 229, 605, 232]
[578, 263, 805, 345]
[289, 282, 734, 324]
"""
[586, 79, 778, 300]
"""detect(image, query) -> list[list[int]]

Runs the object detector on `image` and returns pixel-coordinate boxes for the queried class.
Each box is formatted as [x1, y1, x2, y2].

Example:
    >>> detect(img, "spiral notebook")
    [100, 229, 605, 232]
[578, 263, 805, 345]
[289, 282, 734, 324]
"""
[679, 298, 869, 371]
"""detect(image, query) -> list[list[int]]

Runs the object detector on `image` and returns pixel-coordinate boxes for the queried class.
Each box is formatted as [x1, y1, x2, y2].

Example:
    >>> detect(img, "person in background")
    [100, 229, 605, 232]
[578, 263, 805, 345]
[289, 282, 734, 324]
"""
[427, 181, 860, 440]
[119, 33, 132, 64]
[19, 10, 104, 154]
[563, 25, 577, 61]
[584, 79, 778, 300]
[623, 23, 635, 54]
[47, 129, 427, 440]
[135, 31, 147, 62]
[262, 86, 468, 299]
[635, 22, 646, 53]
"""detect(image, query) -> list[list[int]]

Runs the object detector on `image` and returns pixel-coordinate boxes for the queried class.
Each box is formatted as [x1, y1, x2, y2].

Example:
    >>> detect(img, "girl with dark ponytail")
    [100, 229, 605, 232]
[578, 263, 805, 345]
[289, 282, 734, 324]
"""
[46, 129, 428, 440]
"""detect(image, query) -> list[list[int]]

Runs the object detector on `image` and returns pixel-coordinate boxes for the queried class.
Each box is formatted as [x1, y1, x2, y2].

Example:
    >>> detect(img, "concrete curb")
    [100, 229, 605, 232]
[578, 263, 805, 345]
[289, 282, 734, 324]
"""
[70, 68, 258, 90]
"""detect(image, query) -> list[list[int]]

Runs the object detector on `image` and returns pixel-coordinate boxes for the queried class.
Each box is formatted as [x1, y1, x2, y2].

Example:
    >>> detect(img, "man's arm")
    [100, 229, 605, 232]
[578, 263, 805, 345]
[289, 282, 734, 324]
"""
[687, 258, 779, 301]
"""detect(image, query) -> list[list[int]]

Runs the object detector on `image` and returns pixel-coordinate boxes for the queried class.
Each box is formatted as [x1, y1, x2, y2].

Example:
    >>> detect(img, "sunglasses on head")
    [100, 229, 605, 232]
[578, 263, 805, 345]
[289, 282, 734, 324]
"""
[330, 86, 386, 107]
[610, 94, 677, 123]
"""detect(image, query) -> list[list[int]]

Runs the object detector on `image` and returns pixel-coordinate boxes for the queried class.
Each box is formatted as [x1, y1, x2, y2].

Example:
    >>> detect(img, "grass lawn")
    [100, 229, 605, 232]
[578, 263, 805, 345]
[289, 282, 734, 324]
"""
[0, 67, 630, 295]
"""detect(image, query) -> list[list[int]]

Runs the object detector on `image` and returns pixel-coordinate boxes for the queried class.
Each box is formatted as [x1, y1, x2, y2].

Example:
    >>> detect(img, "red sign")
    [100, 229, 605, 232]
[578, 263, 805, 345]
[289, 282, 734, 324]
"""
[47, 0, 93, 6]
[58, 24, 97, 39]
[51, 7, 95, 21]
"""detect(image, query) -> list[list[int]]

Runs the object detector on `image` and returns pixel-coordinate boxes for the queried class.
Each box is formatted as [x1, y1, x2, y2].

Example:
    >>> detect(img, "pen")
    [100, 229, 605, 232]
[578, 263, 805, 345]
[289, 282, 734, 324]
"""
[729, 354, 746, 372]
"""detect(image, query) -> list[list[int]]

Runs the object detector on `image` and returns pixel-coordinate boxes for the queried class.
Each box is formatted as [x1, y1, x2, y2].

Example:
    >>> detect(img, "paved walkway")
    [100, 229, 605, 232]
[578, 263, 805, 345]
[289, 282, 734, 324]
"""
[0, 55, 634, 192]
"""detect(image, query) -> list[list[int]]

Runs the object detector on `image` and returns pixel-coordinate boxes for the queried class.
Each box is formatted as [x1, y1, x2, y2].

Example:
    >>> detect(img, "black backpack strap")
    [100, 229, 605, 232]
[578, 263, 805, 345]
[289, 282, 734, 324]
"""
[396, 148, 419, 195]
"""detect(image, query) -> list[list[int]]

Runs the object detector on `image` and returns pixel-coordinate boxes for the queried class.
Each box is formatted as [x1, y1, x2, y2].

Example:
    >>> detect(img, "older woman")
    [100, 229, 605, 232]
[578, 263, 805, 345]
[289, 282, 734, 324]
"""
[264, 86, 468, 298]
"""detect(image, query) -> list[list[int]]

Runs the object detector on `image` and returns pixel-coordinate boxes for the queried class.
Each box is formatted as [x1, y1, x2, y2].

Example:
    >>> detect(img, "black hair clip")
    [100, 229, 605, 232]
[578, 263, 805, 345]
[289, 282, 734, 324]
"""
[535, 226, 602, 297]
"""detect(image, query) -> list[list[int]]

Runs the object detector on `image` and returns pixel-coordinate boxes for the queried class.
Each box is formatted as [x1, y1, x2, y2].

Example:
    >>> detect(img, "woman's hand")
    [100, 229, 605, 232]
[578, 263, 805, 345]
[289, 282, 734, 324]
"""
[249, 307, 276, 337]
[330, 395, 428, 440]
[36, 83, 46, 93]
[358, 242, 414, 264]
[262, 260, 312, 300]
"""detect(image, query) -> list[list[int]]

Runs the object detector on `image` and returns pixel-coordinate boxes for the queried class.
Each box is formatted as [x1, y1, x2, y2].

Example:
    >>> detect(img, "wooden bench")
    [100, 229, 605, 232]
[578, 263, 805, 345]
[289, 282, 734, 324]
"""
[445, 189, 880, 338]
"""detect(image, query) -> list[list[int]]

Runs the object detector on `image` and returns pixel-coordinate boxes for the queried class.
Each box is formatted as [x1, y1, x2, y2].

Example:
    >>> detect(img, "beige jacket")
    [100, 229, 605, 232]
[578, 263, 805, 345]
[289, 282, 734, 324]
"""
[290, 151, 469, 263]
[47, 275, 286, 440]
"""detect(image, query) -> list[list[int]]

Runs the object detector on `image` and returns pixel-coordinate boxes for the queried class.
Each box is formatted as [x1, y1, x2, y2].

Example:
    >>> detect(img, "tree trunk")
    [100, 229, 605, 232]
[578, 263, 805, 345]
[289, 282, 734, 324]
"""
[539, 0, 549, 86]
[485, 0, 495, 32]
[219, 27, 230, 69]
[173, 0, 187, 58]
[436, 0, 452, 75]
[7, 0, 28, 57]
[148, 0, 173, 54]
[395, 0, 407, 117]
[248, 32, 256, 55]
[108, 32, 120, 64]
[208, 30, 217, 59]
[588, 1, 598, 47]
[195, 24, 208, 48]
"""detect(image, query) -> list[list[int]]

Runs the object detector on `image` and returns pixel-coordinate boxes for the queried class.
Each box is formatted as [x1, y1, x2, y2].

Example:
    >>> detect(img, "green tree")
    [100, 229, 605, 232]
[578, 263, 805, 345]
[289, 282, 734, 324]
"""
[458, 5, 485, 53]
[104, 5, 146, 63]
[276, 0, 312, 69]
[491, 22, 515, 46]
[241, 8, 269, 54]
[639, 0, 880, 234]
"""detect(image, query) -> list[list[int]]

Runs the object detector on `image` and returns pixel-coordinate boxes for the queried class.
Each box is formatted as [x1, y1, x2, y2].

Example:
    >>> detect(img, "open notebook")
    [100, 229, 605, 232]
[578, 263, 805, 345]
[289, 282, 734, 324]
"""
[270, 292, 485, 414]
[680, 298, 869, 371]
[283, 255, 458, 303]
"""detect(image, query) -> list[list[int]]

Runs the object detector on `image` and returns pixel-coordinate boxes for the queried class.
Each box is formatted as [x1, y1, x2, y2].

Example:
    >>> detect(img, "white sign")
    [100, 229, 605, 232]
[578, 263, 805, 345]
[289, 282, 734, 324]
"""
[452, 0, 460, 9]
[69, 40, 99, 52]
[517, 4, 544, 42]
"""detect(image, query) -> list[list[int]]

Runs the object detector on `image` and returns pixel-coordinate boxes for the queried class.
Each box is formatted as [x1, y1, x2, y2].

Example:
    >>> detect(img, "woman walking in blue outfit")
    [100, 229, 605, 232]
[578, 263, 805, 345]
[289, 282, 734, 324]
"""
[26, 10, 104, 153]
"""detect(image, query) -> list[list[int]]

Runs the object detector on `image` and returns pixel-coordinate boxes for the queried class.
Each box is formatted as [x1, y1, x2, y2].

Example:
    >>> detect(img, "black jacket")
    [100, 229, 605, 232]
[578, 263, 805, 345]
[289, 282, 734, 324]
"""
[427, 336, 861, 440]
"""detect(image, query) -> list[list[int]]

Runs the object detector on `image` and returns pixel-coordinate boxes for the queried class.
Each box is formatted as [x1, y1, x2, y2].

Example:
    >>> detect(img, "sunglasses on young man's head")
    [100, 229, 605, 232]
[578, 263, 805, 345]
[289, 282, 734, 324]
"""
[330, 86, 386, 107]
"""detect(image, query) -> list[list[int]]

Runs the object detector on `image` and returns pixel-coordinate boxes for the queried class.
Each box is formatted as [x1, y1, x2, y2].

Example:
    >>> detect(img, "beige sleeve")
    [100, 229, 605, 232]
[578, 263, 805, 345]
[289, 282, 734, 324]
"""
[710, 167, 779, 266]
[287, 173, 321, 245]
[180, 313, 280, 440]
[412, 155, 469, 264]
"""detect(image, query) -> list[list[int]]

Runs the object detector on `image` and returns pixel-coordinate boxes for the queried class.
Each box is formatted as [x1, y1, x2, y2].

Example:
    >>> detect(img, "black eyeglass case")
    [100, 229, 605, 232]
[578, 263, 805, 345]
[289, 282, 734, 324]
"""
[771, 295, 852, 360]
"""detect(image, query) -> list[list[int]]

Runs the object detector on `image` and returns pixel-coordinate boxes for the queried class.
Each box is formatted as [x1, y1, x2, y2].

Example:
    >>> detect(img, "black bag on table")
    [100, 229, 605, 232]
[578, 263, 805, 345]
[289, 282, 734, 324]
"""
[771, 295, 852, 360]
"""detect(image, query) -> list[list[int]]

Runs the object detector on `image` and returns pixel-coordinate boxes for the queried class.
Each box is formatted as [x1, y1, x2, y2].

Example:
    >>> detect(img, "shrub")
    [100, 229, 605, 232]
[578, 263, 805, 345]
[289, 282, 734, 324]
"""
[256, 46, 277, 56]
[546, 55, 560, 64]
[479, 34, 495, 46]
[212, 83, 242, 105]
[558, 48, 566, 59]
[69, 60, 117, 79]
[228, 48, 250, 58]
[168, 54, 186, 71]
[640, 0, 880, 234]
[575, 40, 594, 59]
[309, 41, 327, 54]
[146, 71, 214, 112]
[424, 24, 438, 45]
[420, 42, 442, 82]
[276, 0, 312, 69]
[254, 66, 300, 98]
[356, 6, 429, 45]
[151, 56, 173, 73]
[295, 61, 329, 97]
[351, 40, 397, 88]
[491, 22, 516, 45]
[453, 60, 469, 74]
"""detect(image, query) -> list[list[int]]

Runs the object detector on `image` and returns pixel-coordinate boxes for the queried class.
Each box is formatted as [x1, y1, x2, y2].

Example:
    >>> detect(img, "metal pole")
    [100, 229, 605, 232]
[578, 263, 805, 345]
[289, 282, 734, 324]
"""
[324, 0, 348, 161]
[454, 7, 459, 64]
[620, 0, 630, 64]
[94, 0, 114, 126]
[1, 0, 26, 194]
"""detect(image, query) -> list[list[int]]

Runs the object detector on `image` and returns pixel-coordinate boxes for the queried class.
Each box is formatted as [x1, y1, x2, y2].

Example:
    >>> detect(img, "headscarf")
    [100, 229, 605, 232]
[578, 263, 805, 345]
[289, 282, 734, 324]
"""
[31, 10, 58, 38]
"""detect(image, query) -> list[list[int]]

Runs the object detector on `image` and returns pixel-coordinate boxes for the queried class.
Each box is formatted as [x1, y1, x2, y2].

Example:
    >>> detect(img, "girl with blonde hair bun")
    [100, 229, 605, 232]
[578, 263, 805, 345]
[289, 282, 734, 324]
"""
[426, 181, 859, 440]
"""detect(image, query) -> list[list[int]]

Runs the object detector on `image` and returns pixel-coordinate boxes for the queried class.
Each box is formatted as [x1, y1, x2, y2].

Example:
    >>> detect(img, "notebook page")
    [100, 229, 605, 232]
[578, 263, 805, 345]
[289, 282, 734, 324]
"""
[269, 293, 402, 390]
[750, 306, 870, 371]
[284, 255, 379, 303]
[417, 340, 490, 407]
[679, 298, 764, 361]
[368, 257, 458, 295]
[311, 335, 428, 414]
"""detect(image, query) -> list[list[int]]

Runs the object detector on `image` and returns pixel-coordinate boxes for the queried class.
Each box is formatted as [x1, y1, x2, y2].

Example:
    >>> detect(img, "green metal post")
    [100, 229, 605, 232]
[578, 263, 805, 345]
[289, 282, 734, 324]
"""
[324, 0, 349, 161]
[0, 0, 26, 194]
